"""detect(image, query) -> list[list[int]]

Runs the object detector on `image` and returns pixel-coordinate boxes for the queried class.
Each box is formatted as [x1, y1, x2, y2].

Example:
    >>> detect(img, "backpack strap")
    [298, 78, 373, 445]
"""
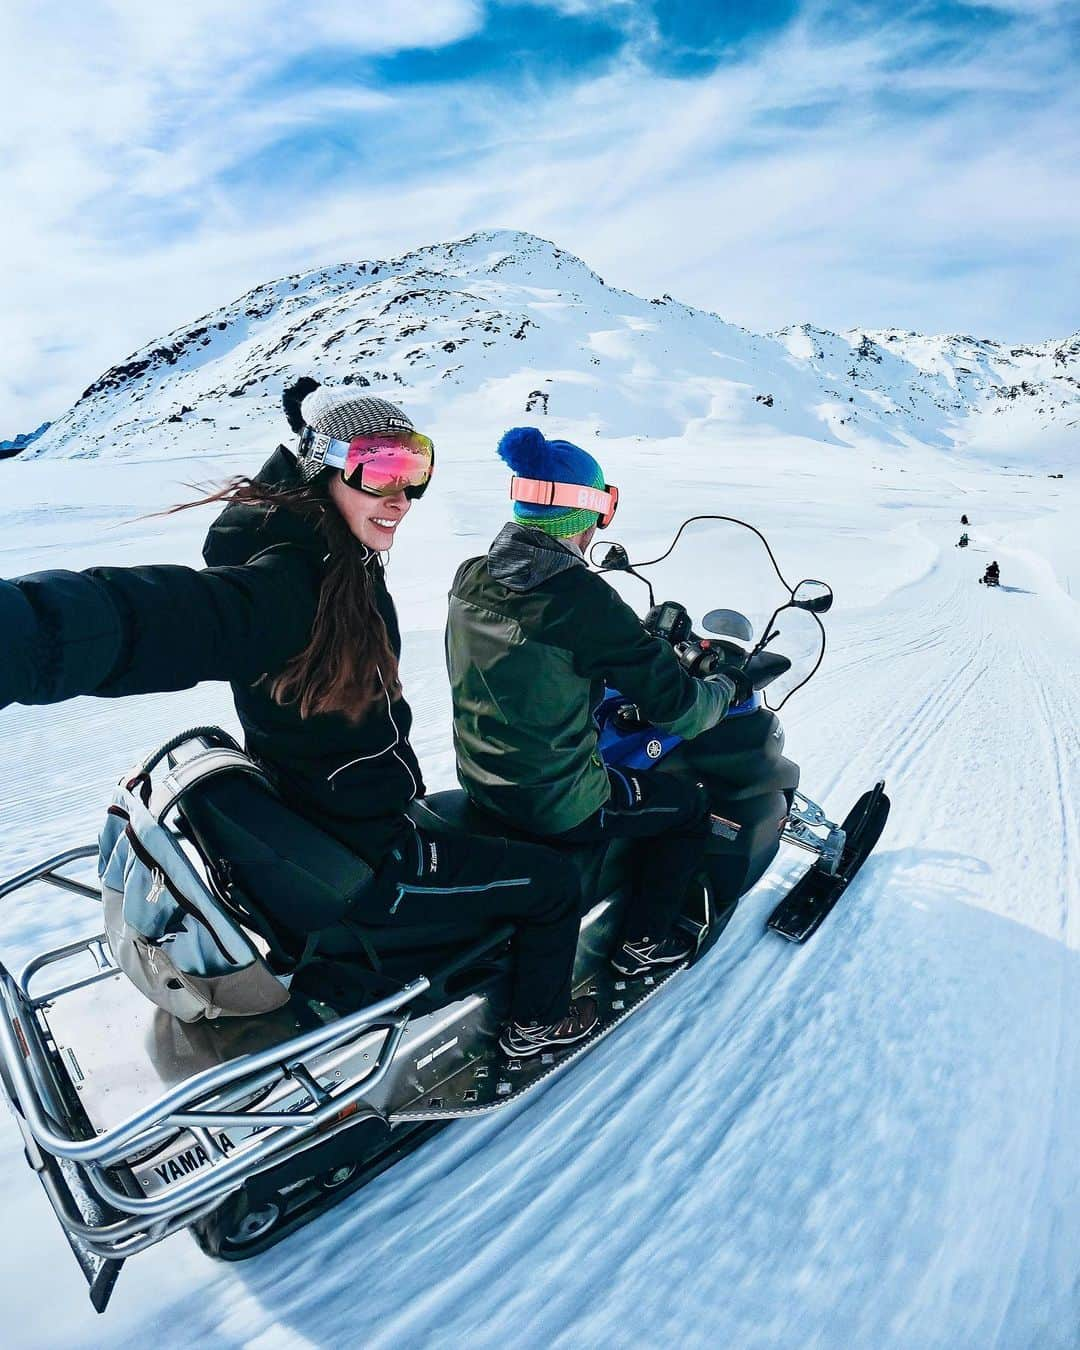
[291, 918, 382, 976]
[150, 746, 272, 822]
[139, 725, 240, 776]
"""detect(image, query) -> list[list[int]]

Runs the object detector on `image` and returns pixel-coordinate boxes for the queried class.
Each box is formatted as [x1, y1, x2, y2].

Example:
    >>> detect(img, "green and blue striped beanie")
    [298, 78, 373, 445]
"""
[497, 426, 605, 538]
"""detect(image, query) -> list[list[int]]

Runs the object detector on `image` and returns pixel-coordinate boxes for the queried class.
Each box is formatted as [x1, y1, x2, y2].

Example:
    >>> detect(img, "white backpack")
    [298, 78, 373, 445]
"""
[98, 729, 292, 1023]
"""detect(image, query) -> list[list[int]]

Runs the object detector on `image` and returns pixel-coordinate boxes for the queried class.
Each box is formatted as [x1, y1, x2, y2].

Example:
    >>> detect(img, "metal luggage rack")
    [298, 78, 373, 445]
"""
[0, 847, 432, 1260]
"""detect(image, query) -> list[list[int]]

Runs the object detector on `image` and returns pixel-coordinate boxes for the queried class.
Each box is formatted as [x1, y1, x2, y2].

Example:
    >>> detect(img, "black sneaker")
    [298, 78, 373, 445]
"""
[611, 932, 694, 977]
[498, 996, 600, 1058]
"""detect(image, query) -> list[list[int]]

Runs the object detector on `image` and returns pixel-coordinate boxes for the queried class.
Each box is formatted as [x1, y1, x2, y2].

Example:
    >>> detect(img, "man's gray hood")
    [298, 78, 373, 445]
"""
[486, 522, 588, 593]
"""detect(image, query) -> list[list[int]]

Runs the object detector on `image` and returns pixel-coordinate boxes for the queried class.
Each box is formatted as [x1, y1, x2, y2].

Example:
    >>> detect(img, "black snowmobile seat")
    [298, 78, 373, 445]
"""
[178, 774, 368, 936]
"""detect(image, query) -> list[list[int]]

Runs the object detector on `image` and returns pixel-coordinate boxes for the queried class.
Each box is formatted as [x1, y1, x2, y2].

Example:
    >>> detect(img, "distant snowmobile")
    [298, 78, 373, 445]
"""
[957, 534, 969, 548]
[0, 516, 889, 1313]
[961, 514, 970, 525]
[980, 561, 1001, 586]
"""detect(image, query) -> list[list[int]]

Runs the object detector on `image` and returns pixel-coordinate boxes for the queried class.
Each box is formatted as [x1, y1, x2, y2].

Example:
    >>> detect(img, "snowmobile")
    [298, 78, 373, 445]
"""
[0, 516, 888, 1313]
[980, 564, 1000, 586]
[961, 515, 970, 526]
[957, 534, 969, 548]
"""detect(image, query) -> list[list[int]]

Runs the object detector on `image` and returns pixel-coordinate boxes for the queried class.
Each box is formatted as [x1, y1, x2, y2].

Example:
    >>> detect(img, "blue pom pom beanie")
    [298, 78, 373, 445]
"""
[496, 426, 606, 538]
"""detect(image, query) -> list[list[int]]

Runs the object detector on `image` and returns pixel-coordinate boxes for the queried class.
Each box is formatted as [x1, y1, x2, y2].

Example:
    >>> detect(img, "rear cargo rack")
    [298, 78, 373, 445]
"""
[0, 849, 430, 1277]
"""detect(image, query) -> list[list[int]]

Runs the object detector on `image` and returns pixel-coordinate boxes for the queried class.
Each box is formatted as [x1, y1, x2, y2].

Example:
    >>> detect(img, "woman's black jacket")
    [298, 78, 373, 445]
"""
[0, 447, 425, 863]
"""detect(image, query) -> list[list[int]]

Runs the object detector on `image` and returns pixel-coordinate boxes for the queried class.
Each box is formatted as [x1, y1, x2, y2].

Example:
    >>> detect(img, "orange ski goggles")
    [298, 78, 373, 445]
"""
[510, 475, 619, 528]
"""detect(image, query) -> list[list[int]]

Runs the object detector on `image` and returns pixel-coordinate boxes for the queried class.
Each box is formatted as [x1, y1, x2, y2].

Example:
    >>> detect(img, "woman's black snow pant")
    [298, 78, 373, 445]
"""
[553, 767, 710, 944]
[365, 827, 583, 1025]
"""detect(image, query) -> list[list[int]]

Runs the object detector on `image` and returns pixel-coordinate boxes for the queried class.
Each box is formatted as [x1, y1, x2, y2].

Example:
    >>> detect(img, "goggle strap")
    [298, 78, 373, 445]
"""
[510, 476, 617, 518]
[298, 428, 350, 472]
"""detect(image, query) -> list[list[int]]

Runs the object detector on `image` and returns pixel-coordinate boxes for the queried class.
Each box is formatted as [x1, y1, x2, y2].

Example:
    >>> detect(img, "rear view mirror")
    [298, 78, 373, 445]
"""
[792, 579, 833, 614]
[591, 541, 631, 572]
[701, 608, 754, 643]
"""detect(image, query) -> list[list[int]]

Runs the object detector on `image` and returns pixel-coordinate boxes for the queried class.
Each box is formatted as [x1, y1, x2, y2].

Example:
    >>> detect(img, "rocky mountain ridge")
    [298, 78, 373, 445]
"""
[19, 230, 1079, 465]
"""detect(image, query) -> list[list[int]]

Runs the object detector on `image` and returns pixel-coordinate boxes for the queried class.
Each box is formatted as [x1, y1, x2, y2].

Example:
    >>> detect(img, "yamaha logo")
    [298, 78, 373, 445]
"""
[646, 739, 663, 759]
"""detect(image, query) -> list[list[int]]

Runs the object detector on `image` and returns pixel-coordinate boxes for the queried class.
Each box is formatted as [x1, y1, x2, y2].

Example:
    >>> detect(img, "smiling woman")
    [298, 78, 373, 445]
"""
[0, 375, 598, 1055]
[171, 380, 432, 722]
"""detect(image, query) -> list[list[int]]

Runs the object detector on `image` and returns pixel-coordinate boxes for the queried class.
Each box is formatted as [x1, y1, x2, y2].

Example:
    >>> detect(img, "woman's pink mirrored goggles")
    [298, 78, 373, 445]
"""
[301, 428, 435, 499]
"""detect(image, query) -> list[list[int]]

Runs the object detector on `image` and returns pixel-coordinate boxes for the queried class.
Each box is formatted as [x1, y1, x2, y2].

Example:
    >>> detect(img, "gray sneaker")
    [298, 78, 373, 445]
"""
[611, 932, 694, 977]
[498, 996, 599, 1058]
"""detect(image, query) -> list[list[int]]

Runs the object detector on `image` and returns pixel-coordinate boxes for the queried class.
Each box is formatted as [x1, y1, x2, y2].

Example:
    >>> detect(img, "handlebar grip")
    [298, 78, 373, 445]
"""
[744, 650, 792, 690]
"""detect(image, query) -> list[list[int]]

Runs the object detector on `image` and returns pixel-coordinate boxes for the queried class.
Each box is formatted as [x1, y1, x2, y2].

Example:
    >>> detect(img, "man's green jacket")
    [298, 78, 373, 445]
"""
[447, 522, 732, 834]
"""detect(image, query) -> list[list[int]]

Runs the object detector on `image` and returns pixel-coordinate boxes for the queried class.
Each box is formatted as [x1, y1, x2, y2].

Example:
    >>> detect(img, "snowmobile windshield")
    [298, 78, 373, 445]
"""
[595, 515, 828, 709]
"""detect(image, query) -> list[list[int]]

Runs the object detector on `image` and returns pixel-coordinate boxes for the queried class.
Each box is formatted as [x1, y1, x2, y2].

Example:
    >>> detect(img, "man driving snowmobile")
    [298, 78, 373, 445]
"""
[981, 560, 1001, 585]
[447, 427, 750, 997]
[957, 533, 969, 547]
[961, 514, 970, 526]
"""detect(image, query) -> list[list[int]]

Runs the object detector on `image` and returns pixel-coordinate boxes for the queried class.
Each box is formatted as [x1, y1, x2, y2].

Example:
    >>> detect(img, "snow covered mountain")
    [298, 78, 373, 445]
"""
[20, 229, 1080, 467]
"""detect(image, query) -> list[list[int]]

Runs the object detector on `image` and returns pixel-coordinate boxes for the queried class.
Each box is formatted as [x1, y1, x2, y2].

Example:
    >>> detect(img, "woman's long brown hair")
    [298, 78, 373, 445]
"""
[167, 476, 401, 722]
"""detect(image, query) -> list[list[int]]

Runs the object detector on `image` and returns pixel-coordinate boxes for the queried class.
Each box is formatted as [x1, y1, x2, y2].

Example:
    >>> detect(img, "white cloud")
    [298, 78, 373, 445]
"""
[0, 0, 483, 427]
[1, 0, 1077, 433]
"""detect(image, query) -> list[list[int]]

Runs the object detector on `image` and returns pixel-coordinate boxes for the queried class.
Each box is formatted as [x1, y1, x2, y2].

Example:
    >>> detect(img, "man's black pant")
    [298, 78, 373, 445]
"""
[366, 826, 582, 1024]
[554, 767, 710, 943]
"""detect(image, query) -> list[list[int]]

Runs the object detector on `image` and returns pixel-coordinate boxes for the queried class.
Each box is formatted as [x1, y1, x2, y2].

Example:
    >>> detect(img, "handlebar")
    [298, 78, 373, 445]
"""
[675, 637, 792, 691]
[643, 596, 796, 694]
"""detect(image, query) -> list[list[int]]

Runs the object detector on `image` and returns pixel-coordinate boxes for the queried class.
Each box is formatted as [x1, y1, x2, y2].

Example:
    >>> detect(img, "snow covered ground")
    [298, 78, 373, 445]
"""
[1, 427, 1077, 1348]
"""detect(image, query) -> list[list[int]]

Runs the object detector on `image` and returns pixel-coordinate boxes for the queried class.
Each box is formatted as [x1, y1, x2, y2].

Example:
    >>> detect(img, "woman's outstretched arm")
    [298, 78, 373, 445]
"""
[0, 545, 321, 710]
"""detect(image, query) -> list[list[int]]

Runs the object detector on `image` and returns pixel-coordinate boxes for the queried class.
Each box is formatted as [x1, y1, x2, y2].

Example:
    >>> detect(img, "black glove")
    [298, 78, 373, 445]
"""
[0, 578, 49, 708]
[706, 664, 754, 707]
[613, 703, 649, 733]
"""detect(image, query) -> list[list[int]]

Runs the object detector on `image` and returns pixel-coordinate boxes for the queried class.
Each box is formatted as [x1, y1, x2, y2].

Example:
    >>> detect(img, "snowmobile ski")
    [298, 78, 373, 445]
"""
[767, 782, 889, 942]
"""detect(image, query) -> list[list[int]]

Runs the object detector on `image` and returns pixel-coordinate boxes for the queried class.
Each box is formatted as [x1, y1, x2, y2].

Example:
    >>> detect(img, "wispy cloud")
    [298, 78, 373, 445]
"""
[2, 0, 1077, 431]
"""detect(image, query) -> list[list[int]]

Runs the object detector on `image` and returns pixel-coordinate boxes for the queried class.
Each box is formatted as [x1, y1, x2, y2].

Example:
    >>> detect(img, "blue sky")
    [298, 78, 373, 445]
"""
[2, 0, 1078, 430]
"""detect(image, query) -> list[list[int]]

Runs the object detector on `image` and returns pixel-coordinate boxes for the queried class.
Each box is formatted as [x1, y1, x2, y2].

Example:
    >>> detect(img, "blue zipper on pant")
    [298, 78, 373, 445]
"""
[389, 875, 532, 915]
